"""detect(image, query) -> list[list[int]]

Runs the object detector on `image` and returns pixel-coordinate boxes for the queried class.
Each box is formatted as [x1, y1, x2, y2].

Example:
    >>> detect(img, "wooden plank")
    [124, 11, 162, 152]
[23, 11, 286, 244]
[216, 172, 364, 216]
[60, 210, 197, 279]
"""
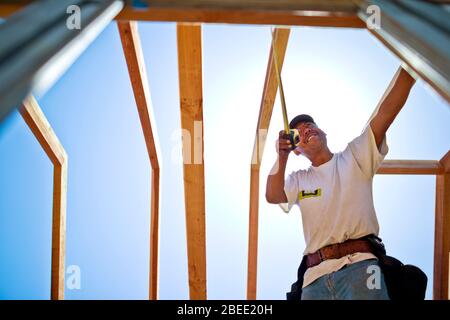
[247, 167, 260, 300]
[0, 0, 365, 28]
[251, 28, 291, 168]
[434, 151, 450, 300]
[117, 21, 161, 300]
[377, 160, 444, 175]
[149, 168, 160, 300]
[177, 24, 207, 300]
[117, 21, 161, 169]
[357, 0, 450, 103]
[117, 8, 364, 28]
[20, 95, 67, 300]
[248, 28, 290, 300]
[51, 163, 67, 300]
[20, 95, 66, 166]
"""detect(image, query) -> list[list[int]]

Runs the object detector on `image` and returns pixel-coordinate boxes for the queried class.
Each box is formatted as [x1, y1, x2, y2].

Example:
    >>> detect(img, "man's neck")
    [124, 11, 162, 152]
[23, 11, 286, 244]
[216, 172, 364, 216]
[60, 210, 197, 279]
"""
[310, 148, 334, 167]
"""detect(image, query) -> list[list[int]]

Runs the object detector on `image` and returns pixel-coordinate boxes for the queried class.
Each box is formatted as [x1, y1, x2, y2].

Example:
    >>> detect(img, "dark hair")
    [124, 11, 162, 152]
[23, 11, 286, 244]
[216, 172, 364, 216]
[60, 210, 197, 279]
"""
[289, 114, 315, 129]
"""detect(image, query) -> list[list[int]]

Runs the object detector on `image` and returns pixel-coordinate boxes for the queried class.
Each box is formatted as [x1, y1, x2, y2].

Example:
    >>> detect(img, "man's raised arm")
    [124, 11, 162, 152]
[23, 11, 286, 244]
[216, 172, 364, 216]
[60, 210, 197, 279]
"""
[370, 66, 416, 149]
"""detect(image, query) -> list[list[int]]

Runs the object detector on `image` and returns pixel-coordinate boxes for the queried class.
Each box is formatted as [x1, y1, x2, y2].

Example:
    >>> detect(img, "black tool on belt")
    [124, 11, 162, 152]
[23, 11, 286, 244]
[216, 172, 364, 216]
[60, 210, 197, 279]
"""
[286, 234, 427, 300]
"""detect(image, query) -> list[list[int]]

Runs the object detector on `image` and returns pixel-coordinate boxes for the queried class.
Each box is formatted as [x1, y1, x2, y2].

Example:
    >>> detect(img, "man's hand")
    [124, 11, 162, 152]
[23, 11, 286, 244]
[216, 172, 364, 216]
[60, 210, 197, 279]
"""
[277, 130, 293, 158]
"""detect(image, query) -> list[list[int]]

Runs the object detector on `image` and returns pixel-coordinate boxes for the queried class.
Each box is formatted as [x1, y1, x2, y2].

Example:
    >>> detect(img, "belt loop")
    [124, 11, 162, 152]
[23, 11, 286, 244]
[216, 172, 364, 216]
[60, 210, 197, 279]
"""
[318, 249, 324, 262]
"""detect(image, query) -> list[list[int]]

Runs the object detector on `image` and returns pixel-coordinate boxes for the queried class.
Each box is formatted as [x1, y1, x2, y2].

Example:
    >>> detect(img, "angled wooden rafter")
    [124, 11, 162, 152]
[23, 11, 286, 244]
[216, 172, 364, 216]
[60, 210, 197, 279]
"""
[247, 27, 291, 300]
[117, 20, 162, 300]
[177, 23, 207, 300]
[20, 95, 67, 300]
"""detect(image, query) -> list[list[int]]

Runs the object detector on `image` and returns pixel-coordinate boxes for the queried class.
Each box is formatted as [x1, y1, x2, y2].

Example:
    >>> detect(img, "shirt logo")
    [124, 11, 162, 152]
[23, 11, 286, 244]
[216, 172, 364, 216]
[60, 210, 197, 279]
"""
[298, 188, 322, 200]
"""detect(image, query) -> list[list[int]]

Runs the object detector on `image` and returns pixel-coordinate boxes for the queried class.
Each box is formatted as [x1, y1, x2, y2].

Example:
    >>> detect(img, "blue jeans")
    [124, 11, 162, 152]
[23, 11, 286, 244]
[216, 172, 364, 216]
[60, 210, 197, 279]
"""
[301, 259, 390, 300]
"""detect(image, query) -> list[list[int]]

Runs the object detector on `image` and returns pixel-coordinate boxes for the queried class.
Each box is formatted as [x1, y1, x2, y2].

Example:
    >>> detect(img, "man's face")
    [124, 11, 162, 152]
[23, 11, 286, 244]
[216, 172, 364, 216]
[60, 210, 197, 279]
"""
[292, 122, 327, 156]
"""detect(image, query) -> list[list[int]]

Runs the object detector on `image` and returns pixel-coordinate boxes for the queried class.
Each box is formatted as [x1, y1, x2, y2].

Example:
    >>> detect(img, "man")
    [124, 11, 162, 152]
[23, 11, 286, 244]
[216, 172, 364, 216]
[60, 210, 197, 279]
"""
[265, 66, 416, 300]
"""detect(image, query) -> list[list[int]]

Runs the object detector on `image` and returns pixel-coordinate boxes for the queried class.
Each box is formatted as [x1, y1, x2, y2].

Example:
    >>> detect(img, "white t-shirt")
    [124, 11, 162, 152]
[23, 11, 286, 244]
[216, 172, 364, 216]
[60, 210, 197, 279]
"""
[280, 124, 388, 288]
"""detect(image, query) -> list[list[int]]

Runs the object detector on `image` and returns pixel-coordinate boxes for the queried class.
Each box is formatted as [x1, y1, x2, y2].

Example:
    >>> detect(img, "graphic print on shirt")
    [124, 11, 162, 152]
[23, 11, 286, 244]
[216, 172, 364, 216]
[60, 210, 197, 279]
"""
[298, 188, 322, 200]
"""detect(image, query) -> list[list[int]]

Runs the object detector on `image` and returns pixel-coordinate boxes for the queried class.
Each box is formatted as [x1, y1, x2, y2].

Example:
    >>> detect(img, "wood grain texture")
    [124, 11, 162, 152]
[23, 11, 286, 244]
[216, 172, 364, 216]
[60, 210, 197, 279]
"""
[248, 28, 290, 300]
[20, 96, 66, 166]
[117, 21, 162, 300]
[377, 160, 444, 175]
[1, 0, 364, 28]
[434, 151, 450, 300]
[247, 167, 260, 300]
[177, 24, 207, 300]
[20, 95, 67, 300]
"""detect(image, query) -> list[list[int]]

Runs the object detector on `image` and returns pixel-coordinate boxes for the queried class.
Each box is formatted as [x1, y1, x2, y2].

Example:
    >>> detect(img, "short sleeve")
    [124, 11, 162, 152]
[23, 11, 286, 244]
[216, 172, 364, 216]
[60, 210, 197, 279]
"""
[348, 124, 389, 178]
[278, 170, 300, 213]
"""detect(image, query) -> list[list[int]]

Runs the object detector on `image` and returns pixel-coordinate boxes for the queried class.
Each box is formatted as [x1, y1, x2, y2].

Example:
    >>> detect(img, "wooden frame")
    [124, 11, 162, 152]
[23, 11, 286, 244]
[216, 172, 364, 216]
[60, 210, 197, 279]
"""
[377, 160, 444, 175]
[117, 21, 162, 300]
[1, 0, 448, 301]
[20, 95, 67, 300]
[248, 28, 291, 300]
[434, 151, 450, 300]
[1, 0, 364, 28]
[177, 23, 207, 300]
[247, 31, 449, 299]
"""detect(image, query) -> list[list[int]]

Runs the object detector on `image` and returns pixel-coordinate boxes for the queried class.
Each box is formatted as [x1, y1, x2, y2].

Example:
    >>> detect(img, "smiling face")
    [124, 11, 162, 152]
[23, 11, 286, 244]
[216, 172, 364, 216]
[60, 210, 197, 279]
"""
[292, 122, 328, 157]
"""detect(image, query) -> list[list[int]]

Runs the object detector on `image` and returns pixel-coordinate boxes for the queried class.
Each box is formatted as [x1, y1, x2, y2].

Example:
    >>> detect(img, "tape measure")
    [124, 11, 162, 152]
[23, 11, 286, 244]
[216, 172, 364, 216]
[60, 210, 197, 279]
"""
[271, 28, 300, 150]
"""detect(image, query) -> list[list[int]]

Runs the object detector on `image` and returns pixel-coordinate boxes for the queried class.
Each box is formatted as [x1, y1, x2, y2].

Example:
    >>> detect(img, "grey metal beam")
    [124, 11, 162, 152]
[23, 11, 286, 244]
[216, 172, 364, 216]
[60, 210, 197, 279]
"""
[0, 0, 124, 122]
[358, 0, 450, 103]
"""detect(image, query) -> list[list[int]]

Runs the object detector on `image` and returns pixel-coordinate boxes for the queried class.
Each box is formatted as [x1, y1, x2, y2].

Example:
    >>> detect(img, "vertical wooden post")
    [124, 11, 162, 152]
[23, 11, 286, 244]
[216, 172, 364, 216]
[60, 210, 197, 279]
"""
[51, 163, 67, 300]
[177, 23, 207, 300]
[247, 165, 260, 299]
[247, 28, 290, 300]
[434, 150, 450, 300]
[117, 21, 162, 300]
[149, 168, 160, 299]
[20, 95, 67, 300]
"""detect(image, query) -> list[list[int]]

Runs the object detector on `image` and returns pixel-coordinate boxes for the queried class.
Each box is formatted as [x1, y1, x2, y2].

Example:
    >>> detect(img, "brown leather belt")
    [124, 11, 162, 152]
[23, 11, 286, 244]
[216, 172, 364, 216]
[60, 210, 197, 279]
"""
[306, 238, 375, 269]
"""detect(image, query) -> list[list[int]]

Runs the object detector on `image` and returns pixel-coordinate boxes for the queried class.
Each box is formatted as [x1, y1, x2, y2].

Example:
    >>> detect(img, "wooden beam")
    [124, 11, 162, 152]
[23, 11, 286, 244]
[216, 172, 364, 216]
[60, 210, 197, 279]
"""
[247, 166, 260, 300]
[117, 8, 364, 28]
[248, 28, 290, 300]
[51, 163, 67, 300]
[117, 21, 161, 300]
[1, 1, 365, 28]
[377, 160, 444, 175]
[20, 95, 67, 300]
[434, 150, 450, 300]
[177, 23, 207, 300]
[357, 0, 450, 103]
[19, 96, 66, 167]
[150, 168, 160, 299]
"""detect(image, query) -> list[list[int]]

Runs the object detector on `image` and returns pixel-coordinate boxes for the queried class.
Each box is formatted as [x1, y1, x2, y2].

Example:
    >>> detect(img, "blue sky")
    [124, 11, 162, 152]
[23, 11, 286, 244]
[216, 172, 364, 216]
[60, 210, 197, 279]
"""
[0, 22, 449, 300]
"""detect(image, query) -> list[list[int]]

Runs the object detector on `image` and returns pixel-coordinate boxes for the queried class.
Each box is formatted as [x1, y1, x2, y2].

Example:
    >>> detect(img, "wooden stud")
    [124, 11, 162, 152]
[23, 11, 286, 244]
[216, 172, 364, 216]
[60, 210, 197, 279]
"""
[20, 95, 67, 300]
[177, 23, 207, 300]
[434, 151, 450, 300]
[117, 21, 161, 300]
[247, 28, 290, 300]
[1, 1, 364, 28]
[377, 160, 444, 175]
